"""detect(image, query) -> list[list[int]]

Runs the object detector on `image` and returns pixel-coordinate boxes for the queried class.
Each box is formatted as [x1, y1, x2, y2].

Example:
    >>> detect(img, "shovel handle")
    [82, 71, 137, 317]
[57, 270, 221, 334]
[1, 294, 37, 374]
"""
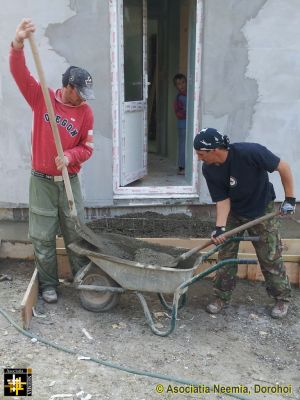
[179, 210, 280, 261]
[28, 33, 77, 217]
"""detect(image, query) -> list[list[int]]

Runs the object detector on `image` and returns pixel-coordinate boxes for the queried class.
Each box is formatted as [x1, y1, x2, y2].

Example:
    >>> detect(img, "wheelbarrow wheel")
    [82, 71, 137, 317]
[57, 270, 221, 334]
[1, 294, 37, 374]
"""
[79, 268, 121, 312]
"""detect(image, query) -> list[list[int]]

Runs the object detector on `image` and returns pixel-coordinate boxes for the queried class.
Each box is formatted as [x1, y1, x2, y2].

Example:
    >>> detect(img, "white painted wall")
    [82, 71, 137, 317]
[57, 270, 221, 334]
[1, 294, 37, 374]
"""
[0, 0, 113, 208]
[0, 1, 75, 206]
[200, 0, 300, 203]
[243, 0, 300, 201]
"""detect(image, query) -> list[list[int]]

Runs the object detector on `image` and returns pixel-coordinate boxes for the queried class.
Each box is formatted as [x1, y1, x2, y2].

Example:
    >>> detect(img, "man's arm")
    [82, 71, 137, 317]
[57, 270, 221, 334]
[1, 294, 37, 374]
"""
[276, 160, 296, 215]
[211, 198, 231, 244]
[10, 19, 40, 107]
[276, 160, 294, 198]
[216, 198, 231, 227]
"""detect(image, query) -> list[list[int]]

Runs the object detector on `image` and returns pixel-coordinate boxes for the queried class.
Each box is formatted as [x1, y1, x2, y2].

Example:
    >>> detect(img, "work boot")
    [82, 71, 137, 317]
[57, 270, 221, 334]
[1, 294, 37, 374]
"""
[42, 288, 58, 303]
[206, 298, 226, 314]
[271, 300, 289, 319]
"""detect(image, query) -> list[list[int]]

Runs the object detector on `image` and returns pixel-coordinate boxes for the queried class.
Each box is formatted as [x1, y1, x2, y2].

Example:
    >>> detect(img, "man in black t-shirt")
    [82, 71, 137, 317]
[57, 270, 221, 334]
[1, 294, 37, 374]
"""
[194, 128, 296, 318]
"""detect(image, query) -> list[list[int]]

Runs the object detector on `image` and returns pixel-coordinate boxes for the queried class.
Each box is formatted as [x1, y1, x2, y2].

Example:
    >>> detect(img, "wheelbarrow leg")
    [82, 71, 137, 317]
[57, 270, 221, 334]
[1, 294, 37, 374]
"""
[157, 292, 187, 311]
[134, 291, 183, 337]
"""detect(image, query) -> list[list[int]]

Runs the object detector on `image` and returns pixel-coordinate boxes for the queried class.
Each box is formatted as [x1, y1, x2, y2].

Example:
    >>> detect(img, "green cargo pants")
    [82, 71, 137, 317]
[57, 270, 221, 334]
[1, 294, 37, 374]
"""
[214, 202, 291, 302]
[29, 174, 88, 291]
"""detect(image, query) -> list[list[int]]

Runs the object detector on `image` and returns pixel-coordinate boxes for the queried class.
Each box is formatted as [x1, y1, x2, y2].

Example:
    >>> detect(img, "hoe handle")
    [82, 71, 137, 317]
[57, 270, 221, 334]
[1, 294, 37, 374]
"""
[179, 210, 280, 261]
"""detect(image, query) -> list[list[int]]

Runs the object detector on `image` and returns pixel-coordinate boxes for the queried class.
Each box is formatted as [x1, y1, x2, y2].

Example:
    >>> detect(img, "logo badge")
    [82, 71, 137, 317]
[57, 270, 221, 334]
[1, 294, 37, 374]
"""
[4, 368, 32, 397]
[230, 176, 237, 187]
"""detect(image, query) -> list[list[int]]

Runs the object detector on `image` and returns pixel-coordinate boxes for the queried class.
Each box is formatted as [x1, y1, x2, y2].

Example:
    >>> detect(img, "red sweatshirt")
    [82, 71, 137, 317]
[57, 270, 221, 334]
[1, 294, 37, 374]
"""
[9, 46, 94, 175]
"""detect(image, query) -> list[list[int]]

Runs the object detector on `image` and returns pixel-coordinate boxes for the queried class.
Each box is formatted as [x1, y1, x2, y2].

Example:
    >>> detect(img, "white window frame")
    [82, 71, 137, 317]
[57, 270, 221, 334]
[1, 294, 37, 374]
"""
[109, 0, 203, 199]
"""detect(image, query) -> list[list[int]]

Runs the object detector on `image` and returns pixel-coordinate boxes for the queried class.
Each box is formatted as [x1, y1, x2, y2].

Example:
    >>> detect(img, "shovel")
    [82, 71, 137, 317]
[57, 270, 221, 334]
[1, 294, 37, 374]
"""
[28, 33, 109, 251]
[164, 210, 280, 268]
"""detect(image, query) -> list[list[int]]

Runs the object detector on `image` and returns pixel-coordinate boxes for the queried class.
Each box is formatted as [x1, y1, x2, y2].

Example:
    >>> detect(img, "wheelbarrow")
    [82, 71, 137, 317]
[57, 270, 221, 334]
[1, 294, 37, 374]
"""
[69, 236, 258, 337]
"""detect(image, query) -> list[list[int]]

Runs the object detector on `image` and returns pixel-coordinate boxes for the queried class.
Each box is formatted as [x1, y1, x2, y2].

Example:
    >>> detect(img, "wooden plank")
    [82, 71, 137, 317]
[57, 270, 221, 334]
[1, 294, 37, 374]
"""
[246, 263, 257, 281]
[237, 264, 248, 279]
[57, 254, 73, 281]
[254, 266, 265, 282]
[56, 236, 65, 248]
[56, 237, 73, 280]
[285, 262, 299, 285]
[20, 268, 38, 330]
[281, 239, 300, 254]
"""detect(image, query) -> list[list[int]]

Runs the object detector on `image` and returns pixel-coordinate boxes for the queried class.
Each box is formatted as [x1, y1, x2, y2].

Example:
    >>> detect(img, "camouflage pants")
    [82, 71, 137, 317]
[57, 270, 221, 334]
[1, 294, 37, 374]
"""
[29, 175, 89, 291]
[214, 202, 291, 302]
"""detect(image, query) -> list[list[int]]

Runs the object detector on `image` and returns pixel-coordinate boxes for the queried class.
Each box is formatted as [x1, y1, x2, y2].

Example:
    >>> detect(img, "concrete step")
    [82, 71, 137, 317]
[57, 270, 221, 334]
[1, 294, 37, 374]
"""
[0, 221, 29, 242]
[0, 221, 32, 259]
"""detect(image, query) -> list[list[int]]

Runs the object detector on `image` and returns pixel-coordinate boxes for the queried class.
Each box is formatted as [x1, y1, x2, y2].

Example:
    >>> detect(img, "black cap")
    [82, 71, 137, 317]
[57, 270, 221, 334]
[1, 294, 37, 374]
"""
[62, 66, 95, 101]
[193, 128, 230, 150]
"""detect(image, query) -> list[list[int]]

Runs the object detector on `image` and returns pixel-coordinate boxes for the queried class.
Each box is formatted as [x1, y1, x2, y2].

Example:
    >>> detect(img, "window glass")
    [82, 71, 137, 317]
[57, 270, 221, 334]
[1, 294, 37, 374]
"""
[124, 0, 143, 101]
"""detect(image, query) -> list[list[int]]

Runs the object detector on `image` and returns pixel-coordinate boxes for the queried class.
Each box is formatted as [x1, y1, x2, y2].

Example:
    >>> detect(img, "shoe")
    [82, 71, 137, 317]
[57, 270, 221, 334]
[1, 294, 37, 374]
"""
[271, 300, 289, 319]
[42, 288, 58, 303]
[206, 298, 226, 314]
[177, 168, 185, 175]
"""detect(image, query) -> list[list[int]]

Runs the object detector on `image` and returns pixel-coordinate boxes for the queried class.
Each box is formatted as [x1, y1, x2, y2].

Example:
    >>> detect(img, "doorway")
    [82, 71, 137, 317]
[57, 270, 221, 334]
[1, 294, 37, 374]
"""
[111, 0, 202, 198]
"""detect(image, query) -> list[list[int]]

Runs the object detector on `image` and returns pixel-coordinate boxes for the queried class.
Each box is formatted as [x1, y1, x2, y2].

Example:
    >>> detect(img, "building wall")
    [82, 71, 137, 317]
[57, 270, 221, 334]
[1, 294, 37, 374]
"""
[200, 0, 300, 203]
[0, 0, 113, 207]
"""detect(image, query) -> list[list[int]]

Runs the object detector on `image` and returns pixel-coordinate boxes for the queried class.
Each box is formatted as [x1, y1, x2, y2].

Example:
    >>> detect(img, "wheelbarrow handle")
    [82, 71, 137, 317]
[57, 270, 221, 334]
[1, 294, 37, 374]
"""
[175, 210, 279, 263]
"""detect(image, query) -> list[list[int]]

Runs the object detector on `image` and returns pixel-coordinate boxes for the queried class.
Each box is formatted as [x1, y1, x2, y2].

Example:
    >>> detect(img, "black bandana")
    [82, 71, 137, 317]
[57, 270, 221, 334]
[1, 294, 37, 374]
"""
[194, 128, 230, 150]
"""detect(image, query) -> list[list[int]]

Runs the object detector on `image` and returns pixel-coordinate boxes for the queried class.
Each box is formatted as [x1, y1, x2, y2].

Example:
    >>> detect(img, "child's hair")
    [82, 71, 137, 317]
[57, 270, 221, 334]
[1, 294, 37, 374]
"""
[173, 73, 187, 86]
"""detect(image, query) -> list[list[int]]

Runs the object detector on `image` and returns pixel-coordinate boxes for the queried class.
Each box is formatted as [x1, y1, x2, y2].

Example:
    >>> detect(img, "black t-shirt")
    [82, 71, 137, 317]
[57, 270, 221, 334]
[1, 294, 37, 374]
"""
[202, 143, 280, 218]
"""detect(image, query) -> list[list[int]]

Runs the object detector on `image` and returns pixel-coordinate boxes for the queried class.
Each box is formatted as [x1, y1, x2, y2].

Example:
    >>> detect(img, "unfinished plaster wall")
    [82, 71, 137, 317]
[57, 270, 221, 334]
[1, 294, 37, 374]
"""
[0, 1, 74, 206]
[200, 0, 300, 203]
[46, 0, 113, 206]
[0, 1, 113, 207]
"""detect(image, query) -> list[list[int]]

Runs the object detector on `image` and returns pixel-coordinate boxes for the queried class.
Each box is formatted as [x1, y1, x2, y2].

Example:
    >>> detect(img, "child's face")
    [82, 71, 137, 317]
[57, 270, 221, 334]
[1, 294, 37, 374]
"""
[175, 78, 187, 94]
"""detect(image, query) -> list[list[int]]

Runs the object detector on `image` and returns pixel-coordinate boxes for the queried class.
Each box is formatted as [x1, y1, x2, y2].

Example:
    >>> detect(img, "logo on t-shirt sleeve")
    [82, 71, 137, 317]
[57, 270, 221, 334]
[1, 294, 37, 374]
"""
[230, 176, 238, 188]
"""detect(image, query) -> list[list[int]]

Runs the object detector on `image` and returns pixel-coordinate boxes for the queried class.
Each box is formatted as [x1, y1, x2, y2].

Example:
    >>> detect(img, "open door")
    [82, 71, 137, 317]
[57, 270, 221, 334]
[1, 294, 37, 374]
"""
[120, 0, 148, 186]
[185, 0, 197, 183]
[111, 0, 202, 197]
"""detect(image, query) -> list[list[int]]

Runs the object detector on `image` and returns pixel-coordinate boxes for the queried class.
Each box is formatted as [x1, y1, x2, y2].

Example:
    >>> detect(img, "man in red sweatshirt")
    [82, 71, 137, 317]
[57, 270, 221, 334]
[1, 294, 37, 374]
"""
[10, 19, 95, 303]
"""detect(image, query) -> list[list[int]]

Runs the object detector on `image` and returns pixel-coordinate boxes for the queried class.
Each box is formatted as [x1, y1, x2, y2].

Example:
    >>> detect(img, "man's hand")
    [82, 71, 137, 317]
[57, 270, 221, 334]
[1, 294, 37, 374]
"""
[280, 197, 296, 215]
[211, 226, 226, 245]
[55, 155, 69, 171]
[13, 19, 35, 48]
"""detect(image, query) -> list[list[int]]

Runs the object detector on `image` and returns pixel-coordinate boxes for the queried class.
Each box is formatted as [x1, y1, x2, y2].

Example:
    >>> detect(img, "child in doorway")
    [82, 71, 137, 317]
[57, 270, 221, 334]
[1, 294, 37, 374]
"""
[173, 73, 187, 175]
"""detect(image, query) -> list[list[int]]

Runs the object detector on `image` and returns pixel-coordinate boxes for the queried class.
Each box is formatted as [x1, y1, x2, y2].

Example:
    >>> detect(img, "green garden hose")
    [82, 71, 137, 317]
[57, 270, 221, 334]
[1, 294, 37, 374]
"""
[0, 307, 254, 400]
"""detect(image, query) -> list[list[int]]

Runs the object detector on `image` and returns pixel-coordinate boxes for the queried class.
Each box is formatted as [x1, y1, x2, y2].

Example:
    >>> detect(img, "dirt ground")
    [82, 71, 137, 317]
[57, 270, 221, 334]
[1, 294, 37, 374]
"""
[0, 255, 299, 400]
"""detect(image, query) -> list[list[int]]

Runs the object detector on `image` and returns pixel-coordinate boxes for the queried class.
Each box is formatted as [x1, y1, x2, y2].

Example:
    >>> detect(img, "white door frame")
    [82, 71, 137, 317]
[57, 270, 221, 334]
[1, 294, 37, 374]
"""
[109, 0, 203, 199]
[120, 0, 148, 186]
